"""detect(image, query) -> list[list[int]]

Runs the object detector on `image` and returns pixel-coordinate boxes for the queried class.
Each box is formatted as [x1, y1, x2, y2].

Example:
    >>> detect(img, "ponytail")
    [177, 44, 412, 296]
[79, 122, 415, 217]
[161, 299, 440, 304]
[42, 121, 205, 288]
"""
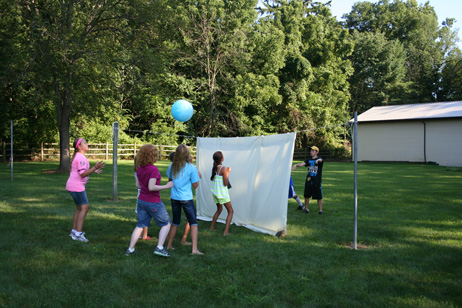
[71, 138, 82, 163]
[210, 151, 223, 181]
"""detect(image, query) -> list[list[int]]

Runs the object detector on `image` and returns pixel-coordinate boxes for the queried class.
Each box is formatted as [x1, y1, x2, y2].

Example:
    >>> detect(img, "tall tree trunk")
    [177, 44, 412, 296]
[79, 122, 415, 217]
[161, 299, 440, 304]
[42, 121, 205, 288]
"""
[55, 79, 71, 172]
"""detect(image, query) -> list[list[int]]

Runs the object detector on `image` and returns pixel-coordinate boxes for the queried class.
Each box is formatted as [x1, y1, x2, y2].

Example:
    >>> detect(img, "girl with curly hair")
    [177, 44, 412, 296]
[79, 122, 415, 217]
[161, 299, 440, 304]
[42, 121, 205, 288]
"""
[125, 144, 173, 257]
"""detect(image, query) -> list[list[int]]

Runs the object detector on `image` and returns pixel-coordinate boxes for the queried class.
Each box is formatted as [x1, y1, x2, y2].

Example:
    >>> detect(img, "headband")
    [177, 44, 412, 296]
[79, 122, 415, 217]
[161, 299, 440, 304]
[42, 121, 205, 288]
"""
[75, 138, 83, 150]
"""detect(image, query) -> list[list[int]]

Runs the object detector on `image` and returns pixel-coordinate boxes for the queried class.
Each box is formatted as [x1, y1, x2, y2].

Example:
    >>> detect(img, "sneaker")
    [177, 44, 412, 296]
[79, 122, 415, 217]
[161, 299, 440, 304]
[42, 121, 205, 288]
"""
[69, 231, 77, 240]
[125, 249, 136, 256]
[154, 247, 170, 257]
[303, 209, 310, 214]
[75, 232, 89, 242]
[319, 211, 324, 215]
[297, 205, 304, 210]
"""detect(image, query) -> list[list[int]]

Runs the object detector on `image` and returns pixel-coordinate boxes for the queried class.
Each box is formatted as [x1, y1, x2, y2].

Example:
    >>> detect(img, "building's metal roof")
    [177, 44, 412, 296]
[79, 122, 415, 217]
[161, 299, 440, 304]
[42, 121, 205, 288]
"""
[354, 101, 462, 122]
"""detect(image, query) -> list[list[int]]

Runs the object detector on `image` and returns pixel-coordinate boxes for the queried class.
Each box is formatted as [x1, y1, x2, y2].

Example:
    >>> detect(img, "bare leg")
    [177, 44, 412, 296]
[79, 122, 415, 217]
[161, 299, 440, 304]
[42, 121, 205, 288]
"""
[318, 199, 323, 212]
[181, 222, 191, 245]
[190, 225, 203, 255]
[75, 204, 89, 232]
[72, 207, 79, 230]
[223, 201, 234, 236]
[142, 227, 149, 239]
[166, 225, 178, 250]
[210, 203, 223, 231]
[304, 198, 310, 211]
[157, 223, 170, 248]
[129, 227, 144, 250]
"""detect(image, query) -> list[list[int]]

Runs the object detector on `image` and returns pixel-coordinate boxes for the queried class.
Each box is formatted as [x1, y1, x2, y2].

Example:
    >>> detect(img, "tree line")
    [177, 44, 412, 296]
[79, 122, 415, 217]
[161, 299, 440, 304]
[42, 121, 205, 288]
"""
[1, 0, 461, 171]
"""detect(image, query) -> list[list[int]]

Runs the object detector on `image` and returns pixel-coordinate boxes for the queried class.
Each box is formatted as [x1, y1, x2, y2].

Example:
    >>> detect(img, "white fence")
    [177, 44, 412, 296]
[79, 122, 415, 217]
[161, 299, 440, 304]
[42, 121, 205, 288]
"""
[1, 142, 346, 162]
[1, 142, 196, 162]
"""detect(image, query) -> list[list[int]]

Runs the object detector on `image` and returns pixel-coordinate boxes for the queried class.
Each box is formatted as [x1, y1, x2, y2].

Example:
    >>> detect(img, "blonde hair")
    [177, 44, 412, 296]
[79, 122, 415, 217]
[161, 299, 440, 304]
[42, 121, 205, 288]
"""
[137, 144, 158, 166]
[171, 144, 190, 179]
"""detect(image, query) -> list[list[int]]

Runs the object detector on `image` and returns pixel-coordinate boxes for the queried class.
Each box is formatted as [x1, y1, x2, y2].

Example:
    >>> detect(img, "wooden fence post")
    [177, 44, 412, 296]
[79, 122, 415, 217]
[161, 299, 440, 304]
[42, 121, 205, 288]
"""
[41, 142, 44, 161]
[134, 142, 136, 158]
[106, 142, 109, 160]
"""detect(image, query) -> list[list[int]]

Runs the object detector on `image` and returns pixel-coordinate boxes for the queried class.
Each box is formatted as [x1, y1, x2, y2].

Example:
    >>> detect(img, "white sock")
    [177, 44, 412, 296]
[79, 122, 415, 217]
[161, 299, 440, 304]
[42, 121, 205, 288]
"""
[75, 231, 82, 236]
[157, 246, 164, 250]
[71, 229, 77, 234]
[128, 247, 135, 252]
[294, 196, 303, 207]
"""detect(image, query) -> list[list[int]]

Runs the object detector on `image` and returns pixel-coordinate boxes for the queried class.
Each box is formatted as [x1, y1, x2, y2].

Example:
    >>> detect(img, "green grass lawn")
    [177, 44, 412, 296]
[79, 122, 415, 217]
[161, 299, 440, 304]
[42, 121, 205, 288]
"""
[1, 161, 461, 307]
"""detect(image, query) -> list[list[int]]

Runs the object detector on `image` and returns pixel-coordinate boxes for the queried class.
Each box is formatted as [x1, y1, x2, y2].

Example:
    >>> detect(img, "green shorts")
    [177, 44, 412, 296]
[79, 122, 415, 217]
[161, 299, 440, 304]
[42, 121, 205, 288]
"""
[213, 194, 231, 204]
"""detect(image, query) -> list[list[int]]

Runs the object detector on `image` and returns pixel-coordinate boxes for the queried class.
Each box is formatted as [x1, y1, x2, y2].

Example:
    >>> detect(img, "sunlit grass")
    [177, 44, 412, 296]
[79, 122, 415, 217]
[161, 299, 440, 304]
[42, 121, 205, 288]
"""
[0, 161, 461, 307]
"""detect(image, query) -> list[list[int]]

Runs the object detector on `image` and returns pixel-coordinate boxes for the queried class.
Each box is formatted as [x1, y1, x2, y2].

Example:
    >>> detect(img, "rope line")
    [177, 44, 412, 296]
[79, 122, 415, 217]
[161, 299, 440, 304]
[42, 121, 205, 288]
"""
[123, 122, 352, 139]
[295, 122, 351, 133]
[123, 129, 197, 139]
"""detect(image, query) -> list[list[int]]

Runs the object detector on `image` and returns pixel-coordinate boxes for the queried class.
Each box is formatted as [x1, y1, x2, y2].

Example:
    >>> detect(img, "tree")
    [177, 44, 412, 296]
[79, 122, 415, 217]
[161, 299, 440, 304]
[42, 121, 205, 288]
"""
[17, 0, 139, 171]
[349, 30, 408, 113]
[261, 0, 354, 148]
[343, 0, 460, 104]
[439, 48, 462, 101]
[0, 1, 57, 146]
[156, 0, 261, 137]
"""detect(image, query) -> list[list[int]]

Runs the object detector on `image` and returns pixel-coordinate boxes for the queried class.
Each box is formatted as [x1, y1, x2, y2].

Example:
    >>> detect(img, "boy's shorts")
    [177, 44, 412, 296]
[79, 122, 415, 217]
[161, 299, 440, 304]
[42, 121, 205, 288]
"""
[304, 179, 323, 200]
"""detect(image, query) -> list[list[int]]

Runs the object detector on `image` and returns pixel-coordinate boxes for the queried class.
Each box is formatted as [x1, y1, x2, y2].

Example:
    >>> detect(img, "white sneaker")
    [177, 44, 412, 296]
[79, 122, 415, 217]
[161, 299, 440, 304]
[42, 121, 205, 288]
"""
[69, 231, 77, 240]
[75, 232, 89, 242]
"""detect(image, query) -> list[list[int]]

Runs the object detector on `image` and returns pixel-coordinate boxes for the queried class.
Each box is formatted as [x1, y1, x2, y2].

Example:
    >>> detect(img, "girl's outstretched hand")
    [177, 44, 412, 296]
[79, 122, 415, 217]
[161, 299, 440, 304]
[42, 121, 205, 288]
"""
[95, 160, 105, 170]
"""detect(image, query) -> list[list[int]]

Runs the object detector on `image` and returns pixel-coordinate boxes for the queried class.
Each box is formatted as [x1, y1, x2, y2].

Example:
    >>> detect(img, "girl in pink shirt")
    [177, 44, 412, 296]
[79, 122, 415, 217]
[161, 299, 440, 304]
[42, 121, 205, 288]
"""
[66, 138, 105, 242]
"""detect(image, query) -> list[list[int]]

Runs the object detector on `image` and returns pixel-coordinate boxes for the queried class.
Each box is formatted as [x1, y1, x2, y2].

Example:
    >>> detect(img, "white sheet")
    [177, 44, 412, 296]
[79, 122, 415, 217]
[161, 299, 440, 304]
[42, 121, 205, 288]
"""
[196, 133, 296, 235]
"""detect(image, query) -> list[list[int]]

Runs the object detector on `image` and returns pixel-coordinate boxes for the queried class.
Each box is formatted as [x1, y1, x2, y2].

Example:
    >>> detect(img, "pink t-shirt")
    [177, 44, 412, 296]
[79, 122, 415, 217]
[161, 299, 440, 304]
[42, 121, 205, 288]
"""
[66, 152, 90, 192]
[137, 164, 161, 203]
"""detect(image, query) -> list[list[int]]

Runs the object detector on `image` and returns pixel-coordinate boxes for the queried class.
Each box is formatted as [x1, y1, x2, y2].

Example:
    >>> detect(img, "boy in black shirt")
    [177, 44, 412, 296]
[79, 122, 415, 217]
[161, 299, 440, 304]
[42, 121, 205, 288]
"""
[292, 146, 324, 214]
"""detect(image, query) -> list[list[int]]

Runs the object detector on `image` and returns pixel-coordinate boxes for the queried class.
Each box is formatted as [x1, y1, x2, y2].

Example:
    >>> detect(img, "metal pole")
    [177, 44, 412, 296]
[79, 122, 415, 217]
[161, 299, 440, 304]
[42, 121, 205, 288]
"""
[112, 122, 119, 201]
[10, 120, 13, 181]
[353, 112, 358, 250]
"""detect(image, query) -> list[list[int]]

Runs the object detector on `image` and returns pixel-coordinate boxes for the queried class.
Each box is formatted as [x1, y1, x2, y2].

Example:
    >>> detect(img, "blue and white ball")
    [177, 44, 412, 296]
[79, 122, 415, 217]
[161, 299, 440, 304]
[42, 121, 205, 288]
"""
[171, 99, 194, 122]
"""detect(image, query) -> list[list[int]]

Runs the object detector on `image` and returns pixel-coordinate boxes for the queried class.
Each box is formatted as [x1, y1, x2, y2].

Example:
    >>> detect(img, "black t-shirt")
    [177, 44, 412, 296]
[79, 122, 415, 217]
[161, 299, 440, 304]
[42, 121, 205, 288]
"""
[304, 157, 323, 185]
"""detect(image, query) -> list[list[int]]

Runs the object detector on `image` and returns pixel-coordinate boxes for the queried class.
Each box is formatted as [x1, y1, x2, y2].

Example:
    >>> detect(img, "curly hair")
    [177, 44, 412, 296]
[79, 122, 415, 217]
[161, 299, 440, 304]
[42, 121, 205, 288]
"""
[134, 153, 140, 172]
[137, 144, 158, 167]
[171, 144, 190, 179]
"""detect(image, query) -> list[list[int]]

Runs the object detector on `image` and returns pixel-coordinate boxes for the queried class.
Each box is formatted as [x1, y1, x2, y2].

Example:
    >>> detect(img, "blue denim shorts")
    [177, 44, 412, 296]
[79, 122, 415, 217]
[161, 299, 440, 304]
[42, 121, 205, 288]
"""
[69, 191, 89, 206]
[137, 199, 170, 228]
[170, 199, 198, 227]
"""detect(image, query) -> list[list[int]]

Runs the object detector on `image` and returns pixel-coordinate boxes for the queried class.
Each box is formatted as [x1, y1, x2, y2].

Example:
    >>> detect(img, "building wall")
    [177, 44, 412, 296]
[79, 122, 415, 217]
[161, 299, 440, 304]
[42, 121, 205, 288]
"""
[355, 119, 462, 166]
[356, 121, 425, 162]
[426, 119, 462, 167]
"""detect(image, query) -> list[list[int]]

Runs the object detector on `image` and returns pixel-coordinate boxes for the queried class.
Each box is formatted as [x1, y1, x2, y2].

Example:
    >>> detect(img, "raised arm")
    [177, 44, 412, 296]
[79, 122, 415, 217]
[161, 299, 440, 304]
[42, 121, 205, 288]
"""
[221, 166, 231, 186]
[291, 161, 306, 171]
[81, 160, 105, 177]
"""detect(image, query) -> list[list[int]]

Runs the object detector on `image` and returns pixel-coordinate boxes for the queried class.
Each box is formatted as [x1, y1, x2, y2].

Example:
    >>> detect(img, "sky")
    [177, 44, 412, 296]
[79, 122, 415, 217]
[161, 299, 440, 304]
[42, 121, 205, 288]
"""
[329, 0, 462, 48]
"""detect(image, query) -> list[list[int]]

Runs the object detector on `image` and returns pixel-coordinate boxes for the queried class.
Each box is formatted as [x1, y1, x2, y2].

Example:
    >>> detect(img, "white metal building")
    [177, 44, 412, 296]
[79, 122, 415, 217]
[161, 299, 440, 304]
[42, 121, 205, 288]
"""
[353, 101, 462, 167]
